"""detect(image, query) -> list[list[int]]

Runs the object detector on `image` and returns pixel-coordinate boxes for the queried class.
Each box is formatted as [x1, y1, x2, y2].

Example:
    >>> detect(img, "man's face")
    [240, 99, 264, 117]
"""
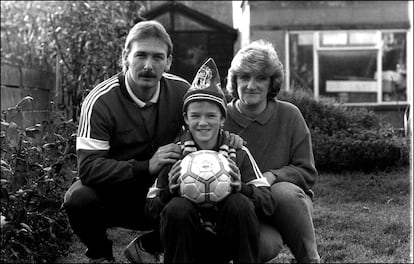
[125, 38, 172, 91]
[184, 101, 224, 149]
[236, 73, 270, 107]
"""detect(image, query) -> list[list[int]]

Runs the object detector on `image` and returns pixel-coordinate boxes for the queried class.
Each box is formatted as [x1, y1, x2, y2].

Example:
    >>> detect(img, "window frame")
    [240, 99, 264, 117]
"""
[286, 29, 408, 106]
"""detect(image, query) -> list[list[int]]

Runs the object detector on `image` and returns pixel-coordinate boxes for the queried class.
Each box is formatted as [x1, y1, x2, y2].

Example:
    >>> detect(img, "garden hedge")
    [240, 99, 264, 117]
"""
[278, 89, 410, 172]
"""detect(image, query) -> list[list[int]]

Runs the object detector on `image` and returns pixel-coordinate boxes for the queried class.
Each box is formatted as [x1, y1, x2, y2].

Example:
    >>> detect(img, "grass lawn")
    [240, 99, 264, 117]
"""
[311, 167, 412, 263]
[57, 167, 412, 263]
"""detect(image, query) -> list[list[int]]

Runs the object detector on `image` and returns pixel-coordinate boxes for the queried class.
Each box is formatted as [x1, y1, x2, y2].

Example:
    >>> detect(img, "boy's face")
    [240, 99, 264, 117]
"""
[184, 101, 225, 149]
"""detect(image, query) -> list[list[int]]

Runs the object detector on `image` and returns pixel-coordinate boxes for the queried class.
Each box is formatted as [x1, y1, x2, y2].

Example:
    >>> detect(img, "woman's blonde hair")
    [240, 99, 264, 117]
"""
[226, 40, 284, 100]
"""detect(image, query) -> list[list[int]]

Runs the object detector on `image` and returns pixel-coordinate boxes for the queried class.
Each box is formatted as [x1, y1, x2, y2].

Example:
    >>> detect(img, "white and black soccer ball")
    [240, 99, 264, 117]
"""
[178, 150, 232, 207]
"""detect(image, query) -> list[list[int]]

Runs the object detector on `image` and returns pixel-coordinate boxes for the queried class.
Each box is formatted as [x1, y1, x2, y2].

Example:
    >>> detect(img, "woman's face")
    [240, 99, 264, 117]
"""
[184, 101, 224, 150]
[236, 73, 271, 107]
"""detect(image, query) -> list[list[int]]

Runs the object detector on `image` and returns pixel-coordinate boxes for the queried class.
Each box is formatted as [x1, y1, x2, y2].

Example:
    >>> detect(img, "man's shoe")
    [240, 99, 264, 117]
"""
[124, 234, 162, 263]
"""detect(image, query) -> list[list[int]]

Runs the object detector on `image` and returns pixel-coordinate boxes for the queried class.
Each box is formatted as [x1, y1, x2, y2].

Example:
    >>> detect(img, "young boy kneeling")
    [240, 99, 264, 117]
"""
[145, 59, 276, 263]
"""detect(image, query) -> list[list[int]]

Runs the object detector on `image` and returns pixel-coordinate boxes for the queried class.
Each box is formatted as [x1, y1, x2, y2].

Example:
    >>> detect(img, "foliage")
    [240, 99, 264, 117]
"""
[1, 1, 145, 121]
[1, 2, 50, 70]
[277, 89, 410, 172]
[311, 126, 409, 172]
[1, 106, 78, 263]
[278, 89, 382, 133]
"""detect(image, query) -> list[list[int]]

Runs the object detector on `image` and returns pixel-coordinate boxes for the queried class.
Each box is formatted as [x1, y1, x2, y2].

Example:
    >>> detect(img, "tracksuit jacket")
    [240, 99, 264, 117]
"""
[76, 72, 190, 190]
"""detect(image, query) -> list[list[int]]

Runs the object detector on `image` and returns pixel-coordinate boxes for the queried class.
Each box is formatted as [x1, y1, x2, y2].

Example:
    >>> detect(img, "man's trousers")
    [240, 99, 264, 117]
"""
[63, 180, 157, 260]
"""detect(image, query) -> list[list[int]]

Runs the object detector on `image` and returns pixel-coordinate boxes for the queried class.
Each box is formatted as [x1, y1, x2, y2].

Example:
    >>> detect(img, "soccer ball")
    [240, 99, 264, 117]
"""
[179, 150, 232, 207]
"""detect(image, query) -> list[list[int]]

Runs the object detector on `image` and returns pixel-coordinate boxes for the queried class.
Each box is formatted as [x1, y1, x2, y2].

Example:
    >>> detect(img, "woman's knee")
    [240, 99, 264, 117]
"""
[271, 182, 311, 206]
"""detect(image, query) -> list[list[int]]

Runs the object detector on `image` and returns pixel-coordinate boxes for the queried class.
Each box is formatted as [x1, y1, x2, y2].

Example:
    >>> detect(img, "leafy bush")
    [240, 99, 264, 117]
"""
[277, 89, 410, 172]
[1, 1, 145, 121]
[1, 113, 77, 263]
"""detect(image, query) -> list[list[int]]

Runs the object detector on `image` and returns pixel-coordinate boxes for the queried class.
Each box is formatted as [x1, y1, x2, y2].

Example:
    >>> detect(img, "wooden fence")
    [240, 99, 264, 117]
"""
[1, 63, 55, 128]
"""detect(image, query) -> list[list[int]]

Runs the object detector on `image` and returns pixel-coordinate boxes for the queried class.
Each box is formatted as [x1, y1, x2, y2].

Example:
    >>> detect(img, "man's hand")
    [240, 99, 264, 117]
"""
[224, 131, 245, 149]
[149, 143, 181, 175]
[227, 158, 241, 192]
[168, 160, 181, 194]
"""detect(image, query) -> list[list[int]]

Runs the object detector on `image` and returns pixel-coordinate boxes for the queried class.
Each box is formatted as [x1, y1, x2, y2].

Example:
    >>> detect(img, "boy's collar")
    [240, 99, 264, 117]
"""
[181, 129, 227, 151]
[180, 129, 236, 161]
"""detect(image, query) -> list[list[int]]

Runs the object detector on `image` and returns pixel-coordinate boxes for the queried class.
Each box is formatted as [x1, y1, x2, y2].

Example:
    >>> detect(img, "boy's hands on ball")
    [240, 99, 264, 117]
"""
[227, 159, 241, 192]
[168, 160, 182, 194]
[167, 153, 242, 195]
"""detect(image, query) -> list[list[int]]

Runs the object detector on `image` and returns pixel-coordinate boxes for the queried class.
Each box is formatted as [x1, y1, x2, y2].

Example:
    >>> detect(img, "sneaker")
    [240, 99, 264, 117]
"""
[124, 233, 162, 263]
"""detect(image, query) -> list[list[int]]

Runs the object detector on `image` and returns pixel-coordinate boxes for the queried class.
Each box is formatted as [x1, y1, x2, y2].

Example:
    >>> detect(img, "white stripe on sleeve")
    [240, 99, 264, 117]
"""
[78, 76, 118, 138]
[241, 146, 263, 179]
[247, 177, 270, 187]
[147, 183, 161, 198]
[76, 137, 110, 151]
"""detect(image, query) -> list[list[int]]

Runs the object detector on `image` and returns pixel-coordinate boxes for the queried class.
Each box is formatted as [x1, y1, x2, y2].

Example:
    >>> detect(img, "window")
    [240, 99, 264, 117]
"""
[289, 32, 314, 92]
[320, 31, 377, 47]
[381, 32, 407, 102]
[319, 49, 377, 103]
[288, 30, 408, 104]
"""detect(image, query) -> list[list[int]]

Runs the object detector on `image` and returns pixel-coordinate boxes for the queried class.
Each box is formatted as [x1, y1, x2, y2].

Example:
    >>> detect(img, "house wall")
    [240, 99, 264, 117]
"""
[235, 1, 411, 130]
[250, 30, 286, 68]
[236, 1, 409, 51]
[248, 1, 409, 30]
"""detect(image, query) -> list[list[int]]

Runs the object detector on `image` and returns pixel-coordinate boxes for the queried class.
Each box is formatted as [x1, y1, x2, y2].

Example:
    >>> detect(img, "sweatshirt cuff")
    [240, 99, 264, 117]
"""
[271, 169, 286, 183]
[240, 183, 253, 198]
[132, 159, 149, 176]
[159, 189, 174, 204]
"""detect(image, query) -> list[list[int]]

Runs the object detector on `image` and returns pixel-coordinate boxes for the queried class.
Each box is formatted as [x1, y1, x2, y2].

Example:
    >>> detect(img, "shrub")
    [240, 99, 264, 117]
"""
[1, 1, 145, 121]
[278, 89, 382, 133]
[277, 89, 410, 172]
[1, 114, 77, 263]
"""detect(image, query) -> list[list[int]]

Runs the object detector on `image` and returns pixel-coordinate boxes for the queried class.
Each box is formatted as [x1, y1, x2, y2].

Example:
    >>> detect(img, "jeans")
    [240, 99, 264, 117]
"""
[260, 182, 320, 263]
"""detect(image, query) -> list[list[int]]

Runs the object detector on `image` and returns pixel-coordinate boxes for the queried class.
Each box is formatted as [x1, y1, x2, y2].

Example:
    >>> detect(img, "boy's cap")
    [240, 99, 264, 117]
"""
[183, 58, 226, 116]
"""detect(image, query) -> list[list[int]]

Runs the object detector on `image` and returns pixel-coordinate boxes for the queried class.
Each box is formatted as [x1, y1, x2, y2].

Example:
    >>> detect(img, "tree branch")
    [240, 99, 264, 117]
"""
[48, 13, 74, 74]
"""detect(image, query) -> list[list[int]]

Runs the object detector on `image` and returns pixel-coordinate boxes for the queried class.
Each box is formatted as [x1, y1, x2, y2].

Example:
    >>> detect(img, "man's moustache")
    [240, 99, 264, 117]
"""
[139, 71, 156, 77]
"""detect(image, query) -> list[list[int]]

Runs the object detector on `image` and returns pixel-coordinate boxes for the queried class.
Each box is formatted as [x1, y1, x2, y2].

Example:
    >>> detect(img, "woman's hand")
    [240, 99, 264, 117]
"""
[227, 158, 242, 192]
[225, 131, 245, 149]
[168, 160, 182, 194]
